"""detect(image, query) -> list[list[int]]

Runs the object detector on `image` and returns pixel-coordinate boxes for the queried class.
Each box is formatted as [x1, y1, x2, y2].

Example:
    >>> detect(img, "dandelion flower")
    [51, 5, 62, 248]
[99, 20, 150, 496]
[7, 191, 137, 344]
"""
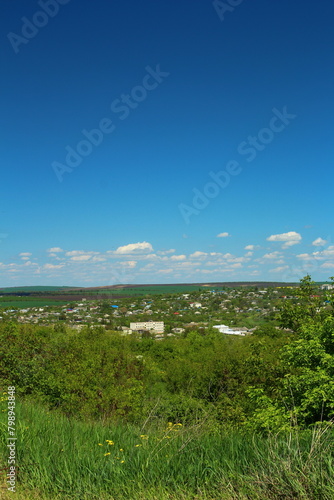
[104, 452, 111, 456]
[98, 443, 103, 446]
[121, 460, 125, 464]
[135, 444, 142, 447]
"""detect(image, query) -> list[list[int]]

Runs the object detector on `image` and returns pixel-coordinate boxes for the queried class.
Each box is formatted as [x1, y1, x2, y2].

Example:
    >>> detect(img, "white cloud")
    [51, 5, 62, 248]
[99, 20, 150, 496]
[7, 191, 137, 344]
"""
[296, 253, 312, 260]
[312, 237, 327, 247]
[173, 261, 197, 268]
[262, 251, 283, 260]
[312, 246, 334, 260]
[119, 261, 137, 268]
[44, 263, 65, 269]
[248, 270, 260, 276]
[91, 256, 107, 262]
[321, 262, 334, 269]
[217, 232, 229, 238]
[245, 245, 255, 250]
[270, 266, 289, 273]
[114, 241, 153, 254]
[19, 252, 32, 259]
[228, 256, 249, 263]
[190, 251, 208, 259]
[157, 249, 175, 255]
[47, 247, 63, 253]
[141, 263, 154, 270]
[170, 255, 186, 261]
[66, 250, 99, 257]
[70, 255, 92, 261]
[205, 260, 223, 266]
[267, 231, 302, 248]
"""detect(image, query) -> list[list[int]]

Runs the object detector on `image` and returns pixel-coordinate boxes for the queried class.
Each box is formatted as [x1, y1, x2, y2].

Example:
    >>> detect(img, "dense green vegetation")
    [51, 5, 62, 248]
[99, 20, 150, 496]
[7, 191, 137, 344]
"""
[0, 275, 333, 498]
[0, 323, 287, 425]
[1, 402, 334, 500]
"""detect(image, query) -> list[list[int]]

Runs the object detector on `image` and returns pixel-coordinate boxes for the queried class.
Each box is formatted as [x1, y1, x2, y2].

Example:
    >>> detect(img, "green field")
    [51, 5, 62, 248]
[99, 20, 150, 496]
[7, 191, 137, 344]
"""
[0, 297, 71, 308]
[0, 286, 75, 293]
[0, 284, 212, 309]
[80, 285, 208, 295]
[1, 401, 333, 500]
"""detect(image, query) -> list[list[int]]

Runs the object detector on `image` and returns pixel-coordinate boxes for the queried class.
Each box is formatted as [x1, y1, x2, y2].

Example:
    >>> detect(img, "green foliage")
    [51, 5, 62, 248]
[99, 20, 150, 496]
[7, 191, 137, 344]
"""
[2, 278, 334, 498]
[278, 274, 326, 331]
[253, 324, 282, 338]
[1, 401, 334, 500]
[279, 318, 334, 425]
[0, 322, 287, 427]
[1, 275, 333, 434]
[252, 276, 334, 430]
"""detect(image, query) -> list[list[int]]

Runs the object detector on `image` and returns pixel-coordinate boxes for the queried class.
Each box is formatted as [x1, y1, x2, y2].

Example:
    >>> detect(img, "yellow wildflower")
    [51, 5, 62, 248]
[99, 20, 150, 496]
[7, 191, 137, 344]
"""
[104, 452, 111, 456]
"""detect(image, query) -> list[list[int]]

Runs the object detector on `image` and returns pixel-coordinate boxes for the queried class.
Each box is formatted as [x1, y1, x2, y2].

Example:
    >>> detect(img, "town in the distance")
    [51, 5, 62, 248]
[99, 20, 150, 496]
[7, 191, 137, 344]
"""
[1, 280, 333, 338]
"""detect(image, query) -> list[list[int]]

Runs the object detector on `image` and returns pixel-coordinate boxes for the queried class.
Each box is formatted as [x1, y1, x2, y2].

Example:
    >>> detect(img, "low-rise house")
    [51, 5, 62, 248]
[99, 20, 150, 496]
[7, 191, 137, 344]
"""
[213, 324, 246, 336]
[172, 327, 185, 334]
[321, 284, 334, 290]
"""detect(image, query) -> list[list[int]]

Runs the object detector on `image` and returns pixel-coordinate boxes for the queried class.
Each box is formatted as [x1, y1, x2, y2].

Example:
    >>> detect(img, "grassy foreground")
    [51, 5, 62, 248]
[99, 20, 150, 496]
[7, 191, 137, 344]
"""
[1, 402, 334, 499]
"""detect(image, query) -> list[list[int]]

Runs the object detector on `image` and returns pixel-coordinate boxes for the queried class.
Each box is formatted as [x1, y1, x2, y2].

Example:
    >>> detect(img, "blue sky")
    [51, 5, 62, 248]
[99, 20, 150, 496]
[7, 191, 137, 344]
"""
[1, 0, 334, 286]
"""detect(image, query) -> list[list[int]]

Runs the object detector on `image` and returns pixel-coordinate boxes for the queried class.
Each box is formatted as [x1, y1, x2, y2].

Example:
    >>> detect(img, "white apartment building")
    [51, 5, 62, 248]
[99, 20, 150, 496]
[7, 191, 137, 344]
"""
[130, 321, 164, 333]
